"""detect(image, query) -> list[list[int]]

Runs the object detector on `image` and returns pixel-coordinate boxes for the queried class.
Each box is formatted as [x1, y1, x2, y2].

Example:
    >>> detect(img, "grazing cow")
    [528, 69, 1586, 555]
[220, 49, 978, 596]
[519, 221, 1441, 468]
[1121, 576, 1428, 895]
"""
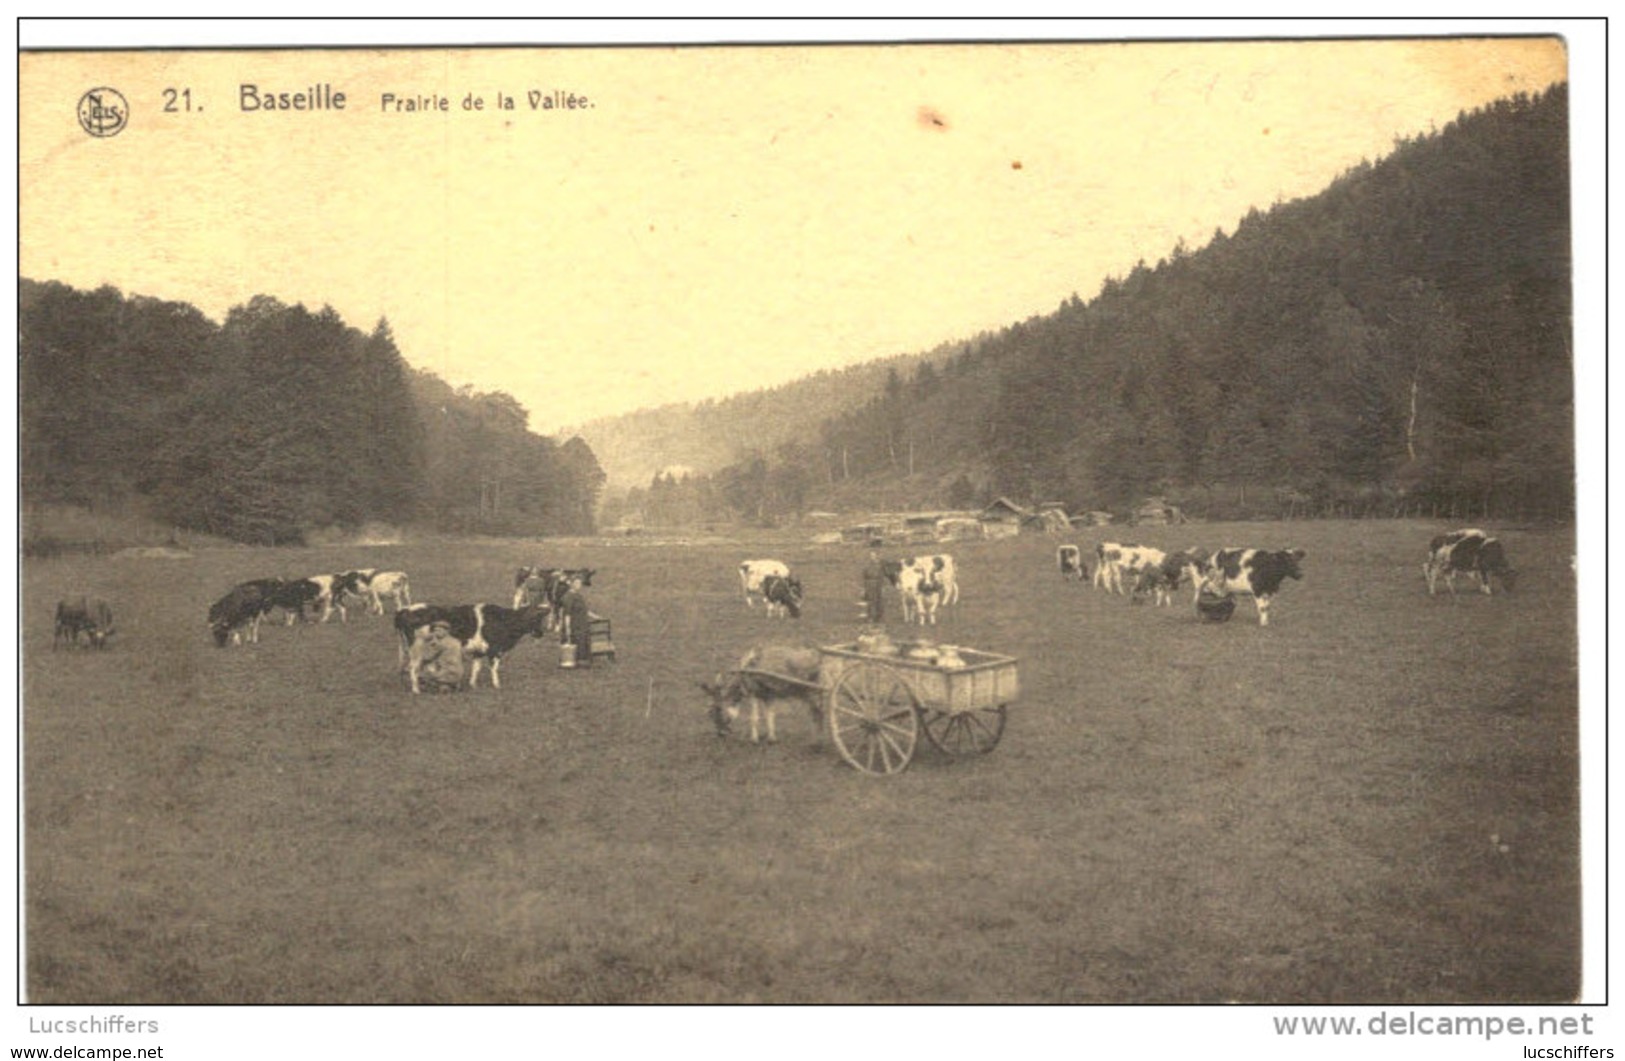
[1057, 544, 1085, 582]
[700, 643, 825, 744]
[1424, 529, 1517, 597]
[760, 574, 804, 619]
[54, 597, 114, 650]
[739, 560, 791, 609]
[891, 554, 958, 625]
[394, 602, 550, 692]
[208, 579, 283, 647]
[1200, 548, 1306, 626]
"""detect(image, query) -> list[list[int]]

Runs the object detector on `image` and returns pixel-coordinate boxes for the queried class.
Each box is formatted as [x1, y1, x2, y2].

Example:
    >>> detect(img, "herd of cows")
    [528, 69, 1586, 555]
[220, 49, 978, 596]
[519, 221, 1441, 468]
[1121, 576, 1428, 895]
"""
[706, 528, 1517, 745]
[1062, 526, 1513, 623]
[190, 565, 603, 694]
[742, 526, 1515, 634]
[45, 528, 1516, 706]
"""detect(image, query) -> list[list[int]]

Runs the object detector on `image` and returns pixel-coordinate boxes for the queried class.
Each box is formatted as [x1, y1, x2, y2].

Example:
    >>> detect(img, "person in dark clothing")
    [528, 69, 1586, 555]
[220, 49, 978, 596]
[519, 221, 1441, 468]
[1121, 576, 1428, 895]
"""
[559, 575, 594, 669]
[861, 551, 886, 623]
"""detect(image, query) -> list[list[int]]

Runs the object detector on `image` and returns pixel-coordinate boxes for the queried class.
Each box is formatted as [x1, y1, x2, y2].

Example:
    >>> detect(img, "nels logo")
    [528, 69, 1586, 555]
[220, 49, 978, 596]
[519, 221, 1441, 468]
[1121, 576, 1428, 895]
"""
[77, 87, 129, 138]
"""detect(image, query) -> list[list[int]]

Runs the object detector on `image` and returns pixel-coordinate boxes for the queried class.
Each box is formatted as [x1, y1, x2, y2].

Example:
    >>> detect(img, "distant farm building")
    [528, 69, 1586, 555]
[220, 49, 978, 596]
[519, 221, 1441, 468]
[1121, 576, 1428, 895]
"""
[936, 517, 986, 541]
[904, 513, 944, 543]
[1132, 498, 1189, 525]
[1026, 507, 1072, 535]
[979, 497, 1028, 539]
[841, 523, 886, 546]
[1073, 511, 1115, 527]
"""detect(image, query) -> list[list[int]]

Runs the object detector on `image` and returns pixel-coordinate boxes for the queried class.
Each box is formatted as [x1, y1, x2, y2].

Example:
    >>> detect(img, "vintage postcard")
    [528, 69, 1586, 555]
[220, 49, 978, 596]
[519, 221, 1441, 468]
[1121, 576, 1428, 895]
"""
[14, 21, 1601, 1057]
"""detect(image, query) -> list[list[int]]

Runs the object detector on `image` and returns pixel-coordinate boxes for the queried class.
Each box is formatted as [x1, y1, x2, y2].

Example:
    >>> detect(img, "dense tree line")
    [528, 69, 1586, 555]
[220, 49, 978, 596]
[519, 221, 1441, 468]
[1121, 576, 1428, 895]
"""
[684, 84, 1571, 524]
[20, 282, 604, 543]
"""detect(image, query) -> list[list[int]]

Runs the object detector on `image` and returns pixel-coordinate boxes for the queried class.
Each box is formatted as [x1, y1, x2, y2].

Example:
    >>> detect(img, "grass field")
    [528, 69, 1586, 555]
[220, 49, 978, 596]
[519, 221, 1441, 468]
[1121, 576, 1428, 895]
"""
[22, 520, 1581, 1003]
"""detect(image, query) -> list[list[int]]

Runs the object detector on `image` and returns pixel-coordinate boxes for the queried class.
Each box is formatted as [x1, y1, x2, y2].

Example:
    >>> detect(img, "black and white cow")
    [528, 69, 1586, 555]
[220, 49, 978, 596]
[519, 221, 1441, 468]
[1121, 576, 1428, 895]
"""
[54, 596, 114, 650]
[1423, 529, 1517, 597]
[700, 642, 825, 744]
[1057, 544, 1086, 582]
[738, 560, 791, 609]
[264, 578, 323, 625]
[1200, 548, 1306, 626]
[889, 554, 959, 625]
[394, 602, 551, 692]
[760, 574, 804, 619]
[208, 578, 284, 647]
[262, 572, 365, 626]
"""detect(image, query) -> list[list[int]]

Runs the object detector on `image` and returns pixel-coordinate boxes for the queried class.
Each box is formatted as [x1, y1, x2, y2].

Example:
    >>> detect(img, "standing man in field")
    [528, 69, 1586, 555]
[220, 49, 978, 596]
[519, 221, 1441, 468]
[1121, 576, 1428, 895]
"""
[861, 550, 886, 624]
[558, 574, 594, 669]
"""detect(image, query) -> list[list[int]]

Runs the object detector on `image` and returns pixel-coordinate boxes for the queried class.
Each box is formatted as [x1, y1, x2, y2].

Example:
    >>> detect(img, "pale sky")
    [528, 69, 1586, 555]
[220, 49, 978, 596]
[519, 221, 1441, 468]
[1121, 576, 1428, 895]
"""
[19, 33, 1568, 434]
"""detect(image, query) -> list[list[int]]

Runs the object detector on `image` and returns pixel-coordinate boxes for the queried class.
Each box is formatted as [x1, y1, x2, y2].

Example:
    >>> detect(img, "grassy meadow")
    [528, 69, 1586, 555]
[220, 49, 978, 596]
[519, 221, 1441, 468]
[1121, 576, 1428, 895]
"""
[22, 520, 1581, 1003]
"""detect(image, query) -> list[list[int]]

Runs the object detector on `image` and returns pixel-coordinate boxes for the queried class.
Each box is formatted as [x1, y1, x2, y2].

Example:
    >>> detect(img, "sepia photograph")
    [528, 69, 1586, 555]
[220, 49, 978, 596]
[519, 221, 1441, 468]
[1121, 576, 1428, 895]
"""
[11, 17, 1605, 1057]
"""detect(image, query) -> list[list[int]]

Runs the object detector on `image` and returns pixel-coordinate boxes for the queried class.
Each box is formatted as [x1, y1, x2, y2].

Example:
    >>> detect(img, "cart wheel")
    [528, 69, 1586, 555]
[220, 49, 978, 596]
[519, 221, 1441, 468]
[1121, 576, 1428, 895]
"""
[827, 663, 920, 775]
[919, 704, 1007, 756]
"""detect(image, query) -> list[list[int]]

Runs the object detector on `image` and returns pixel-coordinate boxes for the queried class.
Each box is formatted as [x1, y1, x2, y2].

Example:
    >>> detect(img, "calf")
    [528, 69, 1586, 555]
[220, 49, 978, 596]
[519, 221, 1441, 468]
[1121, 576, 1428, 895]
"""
[739, 559, 790, 609]
[54, 596, 114, 650]
[700, 643, 825, 744]
[395, 602, 550, 692]
[1423, 529, 1517, 597]
[1057, 544, 1085, 582]
[1200, 548, 1306, 626]
[208, 579, 282, 647]
[761, 574, 804, 619]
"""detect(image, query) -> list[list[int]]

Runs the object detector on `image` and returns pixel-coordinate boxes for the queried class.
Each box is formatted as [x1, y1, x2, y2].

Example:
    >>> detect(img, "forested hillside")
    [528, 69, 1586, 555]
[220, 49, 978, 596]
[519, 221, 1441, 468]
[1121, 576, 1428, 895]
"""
[21, 85, 1571, 541]
[19, 284, 603, 545]
[570, 341, 964, 495]
[610, 84, 1572, 526]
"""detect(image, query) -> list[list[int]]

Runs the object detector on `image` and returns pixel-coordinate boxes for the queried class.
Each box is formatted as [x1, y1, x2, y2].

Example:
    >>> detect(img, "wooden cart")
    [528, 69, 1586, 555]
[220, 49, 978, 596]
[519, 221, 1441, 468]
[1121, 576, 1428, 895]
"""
[738, 643, 1019, 776]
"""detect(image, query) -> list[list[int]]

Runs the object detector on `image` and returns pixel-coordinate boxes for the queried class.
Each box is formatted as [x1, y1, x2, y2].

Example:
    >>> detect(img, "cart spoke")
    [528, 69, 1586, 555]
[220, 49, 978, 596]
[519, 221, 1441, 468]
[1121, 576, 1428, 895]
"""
[876, 727, 909, 770]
